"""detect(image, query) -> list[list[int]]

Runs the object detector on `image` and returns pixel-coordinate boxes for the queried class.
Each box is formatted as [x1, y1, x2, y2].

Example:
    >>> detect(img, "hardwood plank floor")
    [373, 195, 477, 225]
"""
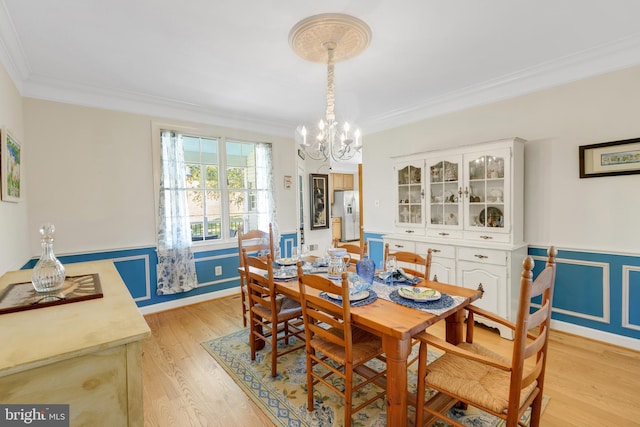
[142, 295, 640, 427]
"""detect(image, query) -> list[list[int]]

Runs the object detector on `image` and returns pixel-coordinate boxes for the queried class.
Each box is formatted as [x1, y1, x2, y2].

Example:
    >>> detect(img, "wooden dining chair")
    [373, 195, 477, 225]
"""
[384, 243, 432, 280]
[237, 223, 274, 327]
[332, 239, 368, 260]
[413, 246, 557, 427]
[243, 249, 305, 378]
[296, 262, 386, 427]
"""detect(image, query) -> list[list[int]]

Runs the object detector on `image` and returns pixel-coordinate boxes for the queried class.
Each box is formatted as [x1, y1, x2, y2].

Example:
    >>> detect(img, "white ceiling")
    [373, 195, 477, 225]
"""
[1, 1, 640, 137]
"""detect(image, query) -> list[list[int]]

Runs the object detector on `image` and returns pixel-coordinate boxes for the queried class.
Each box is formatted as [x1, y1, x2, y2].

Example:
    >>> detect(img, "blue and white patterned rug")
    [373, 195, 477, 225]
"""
[202, 328, 547, 426]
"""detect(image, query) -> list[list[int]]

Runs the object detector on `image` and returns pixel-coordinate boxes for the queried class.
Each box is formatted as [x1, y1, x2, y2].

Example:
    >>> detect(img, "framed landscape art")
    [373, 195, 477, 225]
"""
[579, 137, 640, 178]
[1, 129, 22, 202]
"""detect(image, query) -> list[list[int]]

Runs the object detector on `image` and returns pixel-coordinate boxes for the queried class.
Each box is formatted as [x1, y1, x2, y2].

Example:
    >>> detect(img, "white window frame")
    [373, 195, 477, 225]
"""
[151, 122, 273, 248]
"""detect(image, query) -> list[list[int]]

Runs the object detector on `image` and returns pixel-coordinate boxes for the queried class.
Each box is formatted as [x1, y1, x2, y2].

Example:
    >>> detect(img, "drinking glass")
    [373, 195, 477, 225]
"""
[299, 244, 309, 258]
[385, 256, 397, 273]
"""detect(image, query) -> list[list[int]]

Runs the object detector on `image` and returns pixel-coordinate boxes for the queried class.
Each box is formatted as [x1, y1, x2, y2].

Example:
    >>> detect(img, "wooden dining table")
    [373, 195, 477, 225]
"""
[270, 261, 483, 427]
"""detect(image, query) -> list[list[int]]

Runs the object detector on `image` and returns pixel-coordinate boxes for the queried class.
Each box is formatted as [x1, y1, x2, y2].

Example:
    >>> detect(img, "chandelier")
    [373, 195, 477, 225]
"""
[289, 14, 371, 162]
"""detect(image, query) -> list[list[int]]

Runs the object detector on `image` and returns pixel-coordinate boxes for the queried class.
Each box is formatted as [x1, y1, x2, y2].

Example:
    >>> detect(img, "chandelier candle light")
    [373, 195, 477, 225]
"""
[289, 14, 371, 162]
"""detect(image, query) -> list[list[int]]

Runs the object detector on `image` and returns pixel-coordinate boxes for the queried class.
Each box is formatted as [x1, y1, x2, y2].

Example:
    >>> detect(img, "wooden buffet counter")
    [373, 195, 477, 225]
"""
[0, 261, 151, 426]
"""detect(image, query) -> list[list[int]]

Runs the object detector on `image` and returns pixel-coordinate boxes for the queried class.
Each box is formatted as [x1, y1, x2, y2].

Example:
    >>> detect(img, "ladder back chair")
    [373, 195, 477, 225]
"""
[384, 243, 432, 280]
[332, 239, 369, 261]
[242, 249, 305, 378]
[296, 262, 386, 427]
[237, 223, 274, 327]
[413, 246, 557, 427]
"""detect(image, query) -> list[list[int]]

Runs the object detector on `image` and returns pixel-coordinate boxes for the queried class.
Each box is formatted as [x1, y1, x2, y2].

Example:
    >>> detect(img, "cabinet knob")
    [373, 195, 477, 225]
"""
[474, 254, 488, 259]
[438, 232, 449, 236]
[431, 249, 441, 253]
[405, 230, 414, 234]
[394, 244, 404, 248]
[479, 235, 493, 240]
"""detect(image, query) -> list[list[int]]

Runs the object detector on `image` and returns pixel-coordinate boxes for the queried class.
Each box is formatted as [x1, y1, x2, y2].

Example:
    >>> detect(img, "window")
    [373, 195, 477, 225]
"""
[162, 130, 273, 243]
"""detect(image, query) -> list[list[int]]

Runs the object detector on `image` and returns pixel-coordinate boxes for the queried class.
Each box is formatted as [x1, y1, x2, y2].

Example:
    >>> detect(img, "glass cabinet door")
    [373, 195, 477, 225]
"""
[427, 157, 462, 229]
[465, 150, 509, 231]
[396, 162, 424, 226]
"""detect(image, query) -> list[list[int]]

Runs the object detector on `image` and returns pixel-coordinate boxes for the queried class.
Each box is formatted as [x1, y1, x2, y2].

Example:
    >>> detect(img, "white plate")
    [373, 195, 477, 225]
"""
[326, 290, 369, 302]
[275, 257, 299, 266]
[272, 269, 297, 280]
[398, 286, 441, 302]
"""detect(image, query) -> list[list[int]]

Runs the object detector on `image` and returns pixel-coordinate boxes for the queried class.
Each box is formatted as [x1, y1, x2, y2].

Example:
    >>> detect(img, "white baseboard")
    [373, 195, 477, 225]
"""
[138, 287, 239, 315]
[551, 319, 640, 351]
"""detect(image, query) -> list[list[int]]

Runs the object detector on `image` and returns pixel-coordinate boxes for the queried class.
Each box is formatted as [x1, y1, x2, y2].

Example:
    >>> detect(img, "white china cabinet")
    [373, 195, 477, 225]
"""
[385, 138, 526, 339]
[393, 160, 425, 234]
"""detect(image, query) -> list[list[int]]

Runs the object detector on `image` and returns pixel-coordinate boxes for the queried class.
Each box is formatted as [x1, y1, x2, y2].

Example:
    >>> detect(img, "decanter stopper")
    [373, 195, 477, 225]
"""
[31, 223, 66, 292]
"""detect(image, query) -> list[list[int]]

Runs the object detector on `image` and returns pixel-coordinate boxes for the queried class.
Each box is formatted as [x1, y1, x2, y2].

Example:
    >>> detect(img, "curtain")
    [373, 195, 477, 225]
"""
[256, 143, 279, 249]
[156, 131, 198, 295]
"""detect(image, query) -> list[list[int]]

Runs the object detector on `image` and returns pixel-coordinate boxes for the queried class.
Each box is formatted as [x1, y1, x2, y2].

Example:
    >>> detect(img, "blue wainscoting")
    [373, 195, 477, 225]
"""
[528, 246, 640, 341]
[22, 231, 639, 347]
[22, 232, 299, 310]
[364, 232, 386, 271]
[364, 233, 640, 346]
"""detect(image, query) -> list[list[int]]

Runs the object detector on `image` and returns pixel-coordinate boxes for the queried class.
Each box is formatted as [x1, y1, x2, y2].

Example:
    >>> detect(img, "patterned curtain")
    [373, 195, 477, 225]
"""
[256, 143, 279, 249]
[156, 131, 198, 295]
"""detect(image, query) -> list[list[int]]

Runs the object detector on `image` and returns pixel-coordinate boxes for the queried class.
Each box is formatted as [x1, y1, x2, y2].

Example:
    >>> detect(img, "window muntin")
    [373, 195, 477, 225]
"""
[164, 131, 271, 243]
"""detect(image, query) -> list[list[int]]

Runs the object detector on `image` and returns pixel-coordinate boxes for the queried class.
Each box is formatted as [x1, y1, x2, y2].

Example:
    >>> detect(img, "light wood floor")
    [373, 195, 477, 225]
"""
[142, 295, 640, 427]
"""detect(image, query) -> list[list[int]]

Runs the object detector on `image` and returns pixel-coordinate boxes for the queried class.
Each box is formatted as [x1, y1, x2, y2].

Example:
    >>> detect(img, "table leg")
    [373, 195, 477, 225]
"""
[382, 335, 412, 427]
[445, 309, 464, 345]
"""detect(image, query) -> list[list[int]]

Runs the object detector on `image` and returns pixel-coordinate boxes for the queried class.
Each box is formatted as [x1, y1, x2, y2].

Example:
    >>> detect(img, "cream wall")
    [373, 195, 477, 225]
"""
[363, 66, 640, 254]
[23, 99, 298, 257]
[0, 63, 29, 273]
[8, 64, 640, 270]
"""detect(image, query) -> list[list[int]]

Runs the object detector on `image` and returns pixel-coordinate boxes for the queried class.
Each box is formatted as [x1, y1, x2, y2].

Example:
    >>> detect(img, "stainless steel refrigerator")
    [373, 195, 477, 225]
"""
[333, 190, 360, 242]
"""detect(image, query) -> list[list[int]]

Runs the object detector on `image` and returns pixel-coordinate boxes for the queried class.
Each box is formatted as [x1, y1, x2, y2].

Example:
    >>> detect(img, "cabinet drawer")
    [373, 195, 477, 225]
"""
[427, 228, 463, 240]
[395, 227, 425, 237]
[384, 239, 415, 253]
[464, 230, 511, 244]
[416, 242, 455, 259]
[457, 247, 507, 266]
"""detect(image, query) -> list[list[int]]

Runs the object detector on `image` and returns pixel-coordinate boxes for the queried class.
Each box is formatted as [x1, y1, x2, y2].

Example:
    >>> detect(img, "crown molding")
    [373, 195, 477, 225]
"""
[0, 1, 30, 92]
[22, 75, 295, 137]
[361, 33, 640, 133]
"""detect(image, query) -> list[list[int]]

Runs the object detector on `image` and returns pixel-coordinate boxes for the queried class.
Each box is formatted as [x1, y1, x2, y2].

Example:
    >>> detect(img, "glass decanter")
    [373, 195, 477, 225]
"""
[31, 223, 66, 292]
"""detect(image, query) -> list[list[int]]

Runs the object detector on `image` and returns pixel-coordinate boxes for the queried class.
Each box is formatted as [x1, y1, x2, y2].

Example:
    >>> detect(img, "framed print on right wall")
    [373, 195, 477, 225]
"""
[1, 129, 23, 202]
[579, 137, 640, 178]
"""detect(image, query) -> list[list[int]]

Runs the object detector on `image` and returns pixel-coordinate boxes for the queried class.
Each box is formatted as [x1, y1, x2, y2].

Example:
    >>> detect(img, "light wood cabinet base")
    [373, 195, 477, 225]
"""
[0, 343, 143, 426]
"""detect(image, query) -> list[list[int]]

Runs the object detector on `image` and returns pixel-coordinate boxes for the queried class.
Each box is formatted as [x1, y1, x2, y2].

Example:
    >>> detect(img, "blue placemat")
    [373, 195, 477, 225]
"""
[388, 289, 454, 310]
[374, 274, 422, 286]
[319, 290, 378, 307]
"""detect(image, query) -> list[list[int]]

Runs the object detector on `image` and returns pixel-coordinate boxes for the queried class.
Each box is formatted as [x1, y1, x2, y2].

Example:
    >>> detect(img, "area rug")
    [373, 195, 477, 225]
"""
[202, 328, 548, 427]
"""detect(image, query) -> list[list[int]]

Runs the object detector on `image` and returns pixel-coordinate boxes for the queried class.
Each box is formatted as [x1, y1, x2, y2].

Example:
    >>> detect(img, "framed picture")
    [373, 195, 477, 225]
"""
[579, 137, 640, 178]
[309, 173, 329, 230]
[1, 129, 22, 202]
